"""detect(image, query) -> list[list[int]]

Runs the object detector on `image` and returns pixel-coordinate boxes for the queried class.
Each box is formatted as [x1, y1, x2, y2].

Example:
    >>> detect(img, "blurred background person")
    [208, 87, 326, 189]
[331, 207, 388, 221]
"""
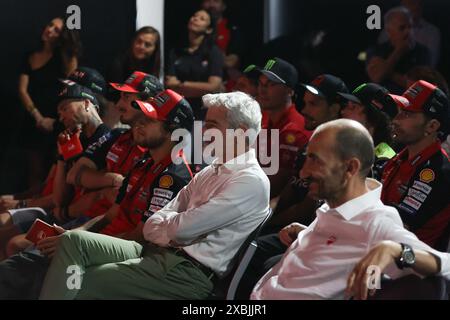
[107, 26, 161, 83]
[201, 0, 245, 92]
[366, 6, 431, 94]
[378, 0, 441, 67]
[165, 9, 224, 120]
[18, 16, 81, 190]
[233, 64, 259, 98]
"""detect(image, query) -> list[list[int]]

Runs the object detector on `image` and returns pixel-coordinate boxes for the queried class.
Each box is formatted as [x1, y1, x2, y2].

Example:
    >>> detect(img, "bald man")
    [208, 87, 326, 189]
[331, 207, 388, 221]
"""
[251, 119, 450, 300]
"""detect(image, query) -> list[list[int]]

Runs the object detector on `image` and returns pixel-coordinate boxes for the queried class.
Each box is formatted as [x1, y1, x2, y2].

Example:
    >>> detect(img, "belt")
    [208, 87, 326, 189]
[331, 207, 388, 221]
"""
[169, 248, 215, 280]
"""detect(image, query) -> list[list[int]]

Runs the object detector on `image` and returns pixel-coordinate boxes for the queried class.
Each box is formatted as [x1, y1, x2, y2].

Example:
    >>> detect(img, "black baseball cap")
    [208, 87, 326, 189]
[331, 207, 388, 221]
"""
[259, 57, 298, 89]
[338, 83, 399, 119]
[110, 71, 164, 97]
[57, 83, 99, 106]
[300, 74, 350, 104]
[61, 67, 107, 96]
[242, 64, 261, 81]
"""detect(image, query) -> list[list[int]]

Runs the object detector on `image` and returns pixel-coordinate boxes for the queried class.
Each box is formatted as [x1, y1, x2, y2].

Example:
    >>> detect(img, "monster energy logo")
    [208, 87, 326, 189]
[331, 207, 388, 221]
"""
[353, 83, 368, 94]
[264, 59, 276, 71]
[243, 64, 256, 73]
[81, 92, 94, 100]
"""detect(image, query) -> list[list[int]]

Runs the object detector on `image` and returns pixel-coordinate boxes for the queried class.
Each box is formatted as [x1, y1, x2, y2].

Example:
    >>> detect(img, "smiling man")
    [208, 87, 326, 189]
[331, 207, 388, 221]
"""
[251, 119, 450, 300]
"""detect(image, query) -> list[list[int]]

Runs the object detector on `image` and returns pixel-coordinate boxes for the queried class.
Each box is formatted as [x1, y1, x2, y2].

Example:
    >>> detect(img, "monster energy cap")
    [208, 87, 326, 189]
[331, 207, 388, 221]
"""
[259, 57, 298, 89]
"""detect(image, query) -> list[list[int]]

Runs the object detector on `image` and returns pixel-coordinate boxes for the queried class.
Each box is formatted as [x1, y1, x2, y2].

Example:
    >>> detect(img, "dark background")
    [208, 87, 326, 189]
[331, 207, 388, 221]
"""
[0, 0, 136, 193]
[0, 0, 449, 193]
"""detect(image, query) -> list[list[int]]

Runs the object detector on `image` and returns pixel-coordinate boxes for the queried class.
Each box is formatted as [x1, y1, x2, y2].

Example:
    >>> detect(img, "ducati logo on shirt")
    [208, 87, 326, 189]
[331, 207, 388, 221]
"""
[326, 236, 336, 245]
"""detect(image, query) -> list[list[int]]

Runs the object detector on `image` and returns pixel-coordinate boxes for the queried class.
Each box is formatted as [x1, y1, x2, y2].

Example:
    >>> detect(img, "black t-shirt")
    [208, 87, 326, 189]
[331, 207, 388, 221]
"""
[80, 124, 111, 151]
[83, 128, 127, 170]
[167, 42, 224, 115]
[167, 44, 224, 82]
[20, 52, 65, 119]
[107, 54, 158, 83]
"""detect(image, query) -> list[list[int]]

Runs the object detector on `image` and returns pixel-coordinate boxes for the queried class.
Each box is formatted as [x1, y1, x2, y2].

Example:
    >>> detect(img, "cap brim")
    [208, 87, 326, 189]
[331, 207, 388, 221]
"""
[110, 83, 139, 93]
[299, 84, 326, 98]
[260, 70, 287, 85]
[132, 100, 164, 120]
[337, 92, 361, 104]
[389, 94, 412, 110]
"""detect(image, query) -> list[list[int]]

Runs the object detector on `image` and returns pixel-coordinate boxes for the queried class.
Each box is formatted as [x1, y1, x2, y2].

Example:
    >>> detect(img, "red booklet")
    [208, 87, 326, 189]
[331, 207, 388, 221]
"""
[58, 133, 83, 161]
[26, 219, 58, 244]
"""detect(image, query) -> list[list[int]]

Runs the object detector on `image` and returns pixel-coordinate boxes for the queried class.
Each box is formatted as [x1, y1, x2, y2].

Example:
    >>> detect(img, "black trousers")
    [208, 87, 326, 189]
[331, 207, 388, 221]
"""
[235, 233, 287, 299]
[0, 251, 49, 299]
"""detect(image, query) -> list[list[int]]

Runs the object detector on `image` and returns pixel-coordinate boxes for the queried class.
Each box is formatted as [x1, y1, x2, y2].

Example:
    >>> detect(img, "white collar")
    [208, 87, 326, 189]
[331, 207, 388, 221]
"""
[212, 149, 257, 174]
[318, 179, 382, 221]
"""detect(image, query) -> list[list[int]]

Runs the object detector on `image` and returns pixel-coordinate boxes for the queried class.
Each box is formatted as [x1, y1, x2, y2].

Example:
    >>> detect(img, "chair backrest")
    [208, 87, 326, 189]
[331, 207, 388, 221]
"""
[211, 208, 273, 299]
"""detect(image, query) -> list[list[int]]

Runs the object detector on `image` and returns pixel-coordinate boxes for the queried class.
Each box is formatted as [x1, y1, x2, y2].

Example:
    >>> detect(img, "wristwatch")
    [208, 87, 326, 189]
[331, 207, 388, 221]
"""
[395, 243, 416, 269]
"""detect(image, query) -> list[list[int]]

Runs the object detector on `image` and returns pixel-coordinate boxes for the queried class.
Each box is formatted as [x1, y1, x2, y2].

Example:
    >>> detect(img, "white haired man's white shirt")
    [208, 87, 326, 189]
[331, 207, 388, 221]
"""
[251, 179, 450, 300]
[143, 148, 270, 277]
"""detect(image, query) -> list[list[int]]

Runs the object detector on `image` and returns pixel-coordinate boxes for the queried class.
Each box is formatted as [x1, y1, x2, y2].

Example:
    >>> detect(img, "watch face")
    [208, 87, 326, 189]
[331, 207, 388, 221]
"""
[404, 251, 415, 264]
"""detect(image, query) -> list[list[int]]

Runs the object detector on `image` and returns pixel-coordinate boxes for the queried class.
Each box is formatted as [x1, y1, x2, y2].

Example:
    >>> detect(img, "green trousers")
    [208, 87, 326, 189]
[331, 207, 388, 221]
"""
[39, 230, 213, 299]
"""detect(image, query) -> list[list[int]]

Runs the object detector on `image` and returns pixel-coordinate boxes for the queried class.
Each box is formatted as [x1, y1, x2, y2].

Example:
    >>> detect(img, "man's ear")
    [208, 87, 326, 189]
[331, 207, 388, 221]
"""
[346, 158, 361, 177]
[426, 118, 441, 135]
[83, 99, 90, 112]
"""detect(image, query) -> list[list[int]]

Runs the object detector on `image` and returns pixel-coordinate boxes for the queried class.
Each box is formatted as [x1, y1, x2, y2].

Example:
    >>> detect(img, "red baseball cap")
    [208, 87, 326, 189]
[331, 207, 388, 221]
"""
[399, 80, 450, 134]
[388, 94, 411, 109]
[109, 71, 164, 96]
[132, 89, 194, 130]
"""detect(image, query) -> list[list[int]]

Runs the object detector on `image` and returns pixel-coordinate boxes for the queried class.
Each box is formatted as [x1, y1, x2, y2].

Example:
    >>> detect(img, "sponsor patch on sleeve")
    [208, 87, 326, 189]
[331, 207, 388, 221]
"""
[154, 188, 174, 199]
[106, 151, 119, 163]
[145, 205, 164, 216]
[280, 144, 299, 152]
[407, 188, 427, 202]
[398, 203, 417, 215]
[159, 175, 174, 188]
[402, 196, 423, 211]
[150, 196, 171, 207]
[412, 180, 433, 194]
[419, 169, 435, 183]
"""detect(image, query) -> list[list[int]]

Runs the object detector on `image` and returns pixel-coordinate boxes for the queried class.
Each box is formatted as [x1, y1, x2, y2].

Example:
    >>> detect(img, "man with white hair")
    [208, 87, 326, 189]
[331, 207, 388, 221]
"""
[367, 6, 431, 94]
[39, 91, 270, 299]
[251, 119, 450, 300]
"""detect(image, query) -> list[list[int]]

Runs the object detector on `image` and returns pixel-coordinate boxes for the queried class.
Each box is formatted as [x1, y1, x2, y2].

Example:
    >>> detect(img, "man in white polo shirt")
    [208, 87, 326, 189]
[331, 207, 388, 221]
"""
[251, 119, 450, 300]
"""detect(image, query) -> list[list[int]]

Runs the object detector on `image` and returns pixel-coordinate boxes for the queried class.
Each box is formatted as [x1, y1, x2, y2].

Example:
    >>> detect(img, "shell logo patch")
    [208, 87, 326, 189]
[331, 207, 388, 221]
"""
[159, 175, 174, 189]
[285, 134, 296, 144]
[419, 169, 435, 183]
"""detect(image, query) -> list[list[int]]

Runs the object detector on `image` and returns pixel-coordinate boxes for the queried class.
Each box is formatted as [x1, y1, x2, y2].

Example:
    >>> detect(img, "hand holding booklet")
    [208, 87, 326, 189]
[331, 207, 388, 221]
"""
[26, 219, 59, 244]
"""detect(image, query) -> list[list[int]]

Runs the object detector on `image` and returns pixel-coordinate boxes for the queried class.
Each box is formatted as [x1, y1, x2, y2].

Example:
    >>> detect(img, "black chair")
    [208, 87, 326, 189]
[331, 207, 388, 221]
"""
[368, 274, 447, 300]
[210, 208, 273, 300]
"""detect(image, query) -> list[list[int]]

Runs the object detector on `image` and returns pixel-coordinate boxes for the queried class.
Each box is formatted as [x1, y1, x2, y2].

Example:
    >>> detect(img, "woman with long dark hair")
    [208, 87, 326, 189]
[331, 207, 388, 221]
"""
[108, 26, 161, 82]
[165, 9, 224, 119]
[18, 16, 81, 189]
